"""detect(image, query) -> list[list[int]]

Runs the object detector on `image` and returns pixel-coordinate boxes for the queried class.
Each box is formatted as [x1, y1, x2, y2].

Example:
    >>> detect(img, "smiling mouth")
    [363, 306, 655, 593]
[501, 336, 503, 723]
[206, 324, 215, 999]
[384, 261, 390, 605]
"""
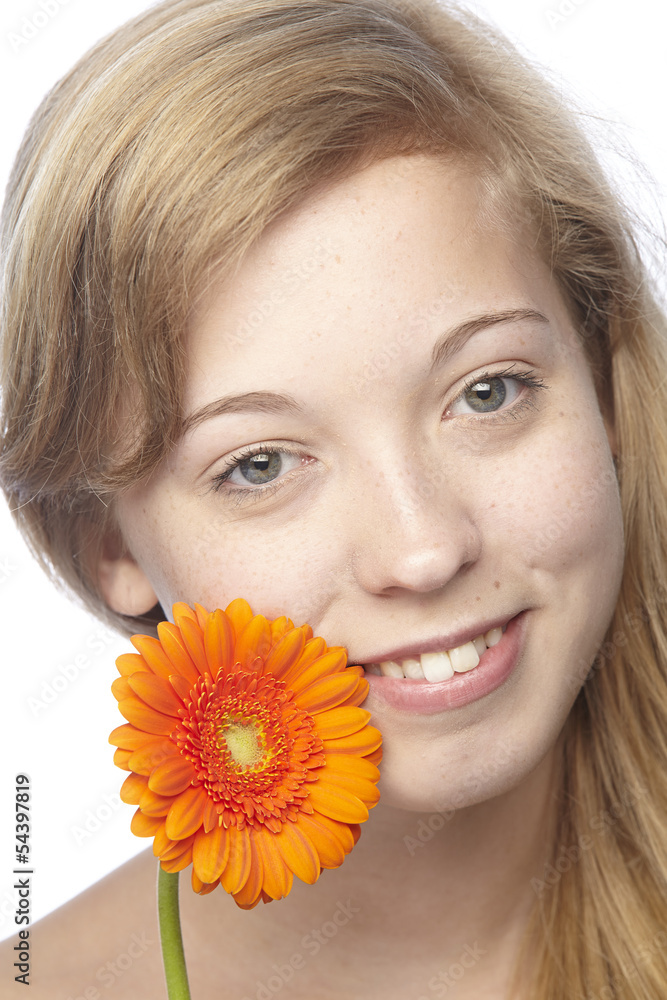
[361, 624, 507, 682]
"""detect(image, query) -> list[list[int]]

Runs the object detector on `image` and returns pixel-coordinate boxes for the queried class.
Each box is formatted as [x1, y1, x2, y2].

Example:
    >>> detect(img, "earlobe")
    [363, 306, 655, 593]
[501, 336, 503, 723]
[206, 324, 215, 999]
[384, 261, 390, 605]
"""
[97, 532, 159, 617]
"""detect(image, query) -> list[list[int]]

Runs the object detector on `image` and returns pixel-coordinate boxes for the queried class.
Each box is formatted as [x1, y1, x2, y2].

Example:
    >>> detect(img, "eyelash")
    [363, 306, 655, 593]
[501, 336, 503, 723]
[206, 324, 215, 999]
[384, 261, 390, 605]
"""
[210, 443, 305, 505]
[450, 365, 548, 420]
[209, 365, 548, 504]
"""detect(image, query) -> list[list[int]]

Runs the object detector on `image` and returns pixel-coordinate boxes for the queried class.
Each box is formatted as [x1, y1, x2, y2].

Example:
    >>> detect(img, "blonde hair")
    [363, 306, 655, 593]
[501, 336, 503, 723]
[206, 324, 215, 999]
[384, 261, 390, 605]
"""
[2, 1, 667, 994]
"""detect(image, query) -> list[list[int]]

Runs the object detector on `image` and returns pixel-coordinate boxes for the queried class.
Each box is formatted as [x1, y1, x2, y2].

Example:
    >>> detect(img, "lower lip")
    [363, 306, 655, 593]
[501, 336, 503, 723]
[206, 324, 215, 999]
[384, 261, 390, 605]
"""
[362, 611, 528, 715]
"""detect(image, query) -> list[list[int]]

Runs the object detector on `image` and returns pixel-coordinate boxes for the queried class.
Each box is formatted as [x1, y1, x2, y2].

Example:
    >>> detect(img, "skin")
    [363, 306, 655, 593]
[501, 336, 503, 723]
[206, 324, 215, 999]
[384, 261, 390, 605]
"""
[19, 155, 625, 998]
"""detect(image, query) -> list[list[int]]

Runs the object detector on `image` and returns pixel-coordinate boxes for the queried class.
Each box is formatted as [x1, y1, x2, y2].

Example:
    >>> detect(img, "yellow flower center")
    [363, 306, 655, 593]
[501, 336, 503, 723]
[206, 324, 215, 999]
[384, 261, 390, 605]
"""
[219, 719, 266, 770]
[175, 670, 325, 828]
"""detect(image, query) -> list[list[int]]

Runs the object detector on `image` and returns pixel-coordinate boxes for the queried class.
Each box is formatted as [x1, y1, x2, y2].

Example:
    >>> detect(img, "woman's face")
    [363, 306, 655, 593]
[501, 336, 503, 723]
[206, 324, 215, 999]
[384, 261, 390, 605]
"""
[107, 155, 624, 813]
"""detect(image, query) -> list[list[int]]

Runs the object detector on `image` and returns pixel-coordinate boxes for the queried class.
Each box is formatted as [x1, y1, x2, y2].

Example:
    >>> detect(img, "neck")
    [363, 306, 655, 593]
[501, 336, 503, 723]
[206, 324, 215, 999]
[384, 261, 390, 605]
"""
[183, 742, 560, 1000]
[320, 745, 557, 953]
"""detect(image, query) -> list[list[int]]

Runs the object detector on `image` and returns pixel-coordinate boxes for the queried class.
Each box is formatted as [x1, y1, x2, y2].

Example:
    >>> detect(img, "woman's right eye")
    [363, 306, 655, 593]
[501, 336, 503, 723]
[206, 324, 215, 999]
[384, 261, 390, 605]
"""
[210, 444, 305, 497]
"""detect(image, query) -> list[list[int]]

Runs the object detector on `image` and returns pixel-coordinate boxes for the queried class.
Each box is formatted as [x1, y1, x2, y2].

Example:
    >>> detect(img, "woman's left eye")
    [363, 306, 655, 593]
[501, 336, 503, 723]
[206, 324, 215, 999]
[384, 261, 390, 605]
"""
[446, 369, 546, 417]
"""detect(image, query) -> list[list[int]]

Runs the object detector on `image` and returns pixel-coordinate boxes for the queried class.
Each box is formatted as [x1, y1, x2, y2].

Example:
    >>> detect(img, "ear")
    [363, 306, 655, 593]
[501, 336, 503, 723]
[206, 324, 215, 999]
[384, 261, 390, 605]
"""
[97, 529, 159, 617]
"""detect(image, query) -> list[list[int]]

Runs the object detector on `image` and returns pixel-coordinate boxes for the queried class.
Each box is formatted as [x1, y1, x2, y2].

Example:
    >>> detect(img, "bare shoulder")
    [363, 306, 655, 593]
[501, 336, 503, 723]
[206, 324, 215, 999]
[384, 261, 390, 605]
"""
[1, 849, 163, 999]
[1, 847, 372, 999]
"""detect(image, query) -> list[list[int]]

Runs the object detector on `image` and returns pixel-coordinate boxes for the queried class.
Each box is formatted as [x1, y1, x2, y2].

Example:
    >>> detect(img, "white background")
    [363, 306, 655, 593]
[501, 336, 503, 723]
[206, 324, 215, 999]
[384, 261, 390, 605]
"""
[1, 0, 666, 940]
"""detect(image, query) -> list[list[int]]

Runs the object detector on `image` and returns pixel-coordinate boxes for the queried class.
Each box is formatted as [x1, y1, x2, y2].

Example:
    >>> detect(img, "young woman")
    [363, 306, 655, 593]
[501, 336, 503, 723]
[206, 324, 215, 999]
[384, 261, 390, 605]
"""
[2, 1, 667, 996]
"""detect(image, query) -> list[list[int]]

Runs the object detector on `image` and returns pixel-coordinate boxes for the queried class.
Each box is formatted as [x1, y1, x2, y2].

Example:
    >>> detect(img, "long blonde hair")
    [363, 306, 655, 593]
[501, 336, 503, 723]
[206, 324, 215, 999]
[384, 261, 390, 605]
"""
[2, 1, 667, 994]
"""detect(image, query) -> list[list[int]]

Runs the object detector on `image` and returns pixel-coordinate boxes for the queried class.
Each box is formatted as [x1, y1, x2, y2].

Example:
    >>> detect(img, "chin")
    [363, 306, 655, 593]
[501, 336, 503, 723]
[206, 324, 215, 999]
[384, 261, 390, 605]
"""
[374, 716, 561, 817]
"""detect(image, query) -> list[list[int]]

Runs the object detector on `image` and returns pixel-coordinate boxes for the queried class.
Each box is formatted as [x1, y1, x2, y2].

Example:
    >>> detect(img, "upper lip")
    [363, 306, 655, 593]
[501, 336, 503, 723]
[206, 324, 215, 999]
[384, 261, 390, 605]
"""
[349, 611, 521, 666]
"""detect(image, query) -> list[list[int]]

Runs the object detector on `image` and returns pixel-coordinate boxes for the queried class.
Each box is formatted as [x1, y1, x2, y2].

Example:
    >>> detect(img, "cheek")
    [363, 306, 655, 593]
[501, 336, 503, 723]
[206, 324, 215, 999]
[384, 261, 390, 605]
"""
[154, 512, 340, 626]
[484, 410, 623, 581]
[486, 404, 625, 710]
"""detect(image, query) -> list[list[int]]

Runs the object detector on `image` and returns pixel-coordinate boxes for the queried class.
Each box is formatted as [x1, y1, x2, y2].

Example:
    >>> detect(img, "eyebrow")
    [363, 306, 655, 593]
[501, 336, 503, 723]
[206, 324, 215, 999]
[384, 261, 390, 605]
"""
[428, 307, 549, 373]
[182, 390, 304, 435]
[181, 307, 549, 435]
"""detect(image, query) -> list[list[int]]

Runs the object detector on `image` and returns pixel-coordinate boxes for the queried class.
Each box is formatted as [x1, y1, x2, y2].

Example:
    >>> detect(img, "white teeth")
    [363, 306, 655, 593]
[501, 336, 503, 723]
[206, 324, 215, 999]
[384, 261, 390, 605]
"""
[421, 651, 454, 682]
[380, 661, 405, 678]
[363, 623, 508, 682]
[484, 627, 503, 647]
[449, 641, 480, 673]
[473, 635, 487, 657]
[403, 657, 425, 680]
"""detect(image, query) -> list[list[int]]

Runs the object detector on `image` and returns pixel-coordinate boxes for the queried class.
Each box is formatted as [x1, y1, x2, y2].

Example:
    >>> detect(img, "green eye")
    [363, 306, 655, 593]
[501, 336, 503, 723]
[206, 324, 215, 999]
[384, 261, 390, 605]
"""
[211, 445, 304, 496]
[237, 452, 283, 485]
[463, 376, 507, 412]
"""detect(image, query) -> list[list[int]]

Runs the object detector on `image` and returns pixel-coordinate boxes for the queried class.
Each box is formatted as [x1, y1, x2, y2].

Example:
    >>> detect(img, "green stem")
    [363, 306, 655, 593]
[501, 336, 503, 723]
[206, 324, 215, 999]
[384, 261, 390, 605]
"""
[157, 865, 192, 1000]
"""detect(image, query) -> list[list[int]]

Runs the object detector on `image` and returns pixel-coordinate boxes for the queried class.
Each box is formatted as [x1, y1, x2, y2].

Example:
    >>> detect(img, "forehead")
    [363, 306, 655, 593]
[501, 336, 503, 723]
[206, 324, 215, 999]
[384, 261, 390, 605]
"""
[183, 154, 566, 414]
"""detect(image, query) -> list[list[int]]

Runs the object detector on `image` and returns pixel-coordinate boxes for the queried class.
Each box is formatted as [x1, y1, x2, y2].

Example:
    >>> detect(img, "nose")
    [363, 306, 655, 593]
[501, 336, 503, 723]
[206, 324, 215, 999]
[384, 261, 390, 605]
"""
[344, 452, 482, 595]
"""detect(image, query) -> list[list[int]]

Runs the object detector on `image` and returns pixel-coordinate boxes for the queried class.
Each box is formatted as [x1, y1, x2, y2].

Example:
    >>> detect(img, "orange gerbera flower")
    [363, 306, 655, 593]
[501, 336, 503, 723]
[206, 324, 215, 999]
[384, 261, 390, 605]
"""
[110, 600, 381, 908]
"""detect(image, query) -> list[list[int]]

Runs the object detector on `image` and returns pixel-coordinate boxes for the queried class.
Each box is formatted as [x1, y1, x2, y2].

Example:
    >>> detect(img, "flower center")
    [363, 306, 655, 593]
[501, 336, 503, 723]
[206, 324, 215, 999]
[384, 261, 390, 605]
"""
[219, 719, 266, 770]
[173, 669, 325, 831]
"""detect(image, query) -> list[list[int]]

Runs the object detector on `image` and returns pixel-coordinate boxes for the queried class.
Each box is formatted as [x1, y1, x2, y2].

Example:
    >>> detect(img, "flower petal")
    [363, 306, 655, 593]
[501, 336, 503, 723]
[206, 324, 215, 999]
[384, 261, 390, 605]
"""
[120, 773, 149, 804]
[313, 707, 371, 740]
[139, 787, 173, 817]
[157, 622, 200, 684]
[192, 872, 220, 895]
[109, 724, 157, 750]
[118, 697, 177, 736]
[192, 824, 231, 884]
[235, 615, 272, 671]
[306, 782, 369, 824]
[263, 626, 307, 680]
[193, 603, 210, 630]
[130, 809, 163, 837]
[160, 840, 194, 873]
[153, 825, 177, 858]
[294, 671, 361, 714]
[128, 739, 178, 776]
[127, 672, 184, 716]
[175, 614, 207, 674]
[224, 598, 254, 637]
[306, 810, 357, 853]
[169, 673, 193, 702]
[116, 653, 147, 677]
[231, 835, 263, 908]
[322, 725, 382, 756]
[111, 676, 133, 701]
[288, 637, 327, 675]
[275, 821, 320, 885]
[219, 824, 252, 894]
[164, 785, 208, 840]
[296, 812, 347, 869]
[113, 748, 133, 770]
[149, 756, 197, 796]
[157, 833, 196, 861]
[322, 769, 381, 806]
[204, 609, 235, 679]
[286, 649, 348, 696]
[254, 826, 293, 901]
[130, 635, 175, 680]
[344, 676, 370, 707]
[172, 602, 199, 626]
[270, 616, 293, 646]
[324, 754, 380, 783]
[202, 796, 221, 834]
